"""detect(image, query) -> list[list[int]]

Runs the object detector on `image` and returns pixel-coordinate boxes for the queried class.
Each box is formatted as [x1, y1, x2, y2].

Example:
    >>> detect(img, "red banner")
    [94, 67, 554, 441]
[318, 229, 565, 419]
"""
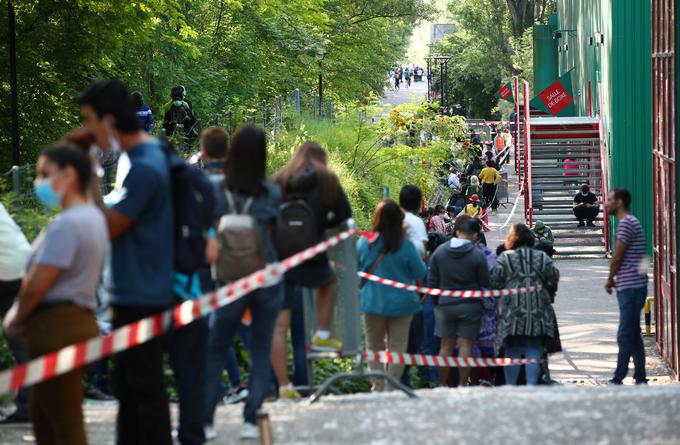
[537, 80, 574, 115]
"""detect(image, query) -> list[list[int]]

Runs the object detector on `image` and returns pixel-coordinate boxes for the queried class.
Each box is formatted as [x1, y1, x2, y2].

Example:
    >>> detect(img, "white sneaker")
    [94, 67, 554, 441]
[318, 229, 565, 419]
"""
[240, 422, 260, 440]
[204, 425, 217, 442]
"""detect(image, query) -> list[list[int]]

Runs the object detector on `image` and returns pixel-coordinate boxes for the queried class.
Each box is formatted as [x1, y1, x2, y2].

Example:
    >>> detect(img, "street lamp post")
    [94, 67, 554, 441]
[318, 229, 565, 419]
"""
[8, 1, 20, 166]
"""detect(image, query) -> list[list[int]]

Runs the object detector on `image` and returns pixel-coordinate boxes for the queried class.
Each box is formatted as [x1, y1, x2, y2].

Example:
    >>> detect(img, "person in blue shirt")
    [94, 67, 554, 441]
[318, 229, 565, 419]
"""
[76, 79, 174, 445]
[131, 91, 154, 133]
[357, 198, 427, 391]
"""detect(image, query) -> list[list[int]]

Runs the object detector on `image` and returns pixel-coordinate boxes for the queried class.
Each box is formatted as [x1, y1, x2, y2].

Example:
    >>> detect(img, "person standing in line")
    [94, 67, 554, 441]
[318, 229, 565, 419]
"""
[492, 224, 558, 385]
[429, 218, 489, 387]
[77, 79, 174, 445]
[203, 126, 283, 441]
[0, 203, 31, 424]
[605, 188, 648, 385]
[573, 184, 600, 227]
[4, 144, 108, 445]
[465, 175, 483, 203]
[479, 160, 501, 213]
[357, 199, 427, 391]
[399, 185, 429, 258]
[464, 194, 482, 218]
[199, 127, 251, 408]
[428, 204, 447, 234]
[270, 141, 352, 399]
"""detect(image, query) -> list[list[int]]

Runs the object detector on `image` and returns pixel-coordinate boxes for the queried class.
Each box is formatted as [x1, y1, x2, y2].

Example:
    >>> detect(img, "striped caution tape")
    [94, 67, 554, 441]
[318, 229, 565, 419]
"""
[357, 271, 541, 298]
[361, 350, 541, 367]
[465, 121, 512, 126]
[0, 229, 355, 396]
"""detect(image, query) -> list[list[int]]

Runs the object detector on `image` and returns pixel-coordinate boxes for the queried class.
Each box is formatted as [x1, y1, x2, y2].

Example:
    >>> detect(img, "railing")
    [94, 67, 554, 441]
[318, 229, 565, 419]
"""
[523, 80, 533, 228]
[513, 76, 521, 177]
[597, 83, 610, 252]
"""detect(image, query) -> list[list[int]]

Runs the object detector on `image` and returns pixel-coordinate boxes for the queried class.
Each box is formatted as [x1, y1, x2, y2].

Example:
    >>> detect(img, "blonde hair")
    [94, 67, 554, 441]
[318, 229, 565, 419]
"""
[470, 175, 480, 186]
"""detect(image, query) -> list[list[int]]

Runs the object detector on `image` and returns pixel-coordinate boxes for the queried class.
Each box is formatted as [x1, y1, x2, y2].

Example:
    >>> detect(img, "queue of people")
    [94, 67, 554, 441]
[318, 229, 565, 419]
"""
[0, 78, 649, 445]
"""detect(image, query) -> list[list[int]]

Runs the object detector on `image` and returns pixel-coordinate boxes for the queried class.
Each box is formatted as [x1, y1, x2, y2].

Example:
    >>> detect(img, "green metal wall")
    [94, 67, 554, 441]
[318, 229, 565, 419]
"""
[533, 23, 559, 93]
[557, 0, 653, 253]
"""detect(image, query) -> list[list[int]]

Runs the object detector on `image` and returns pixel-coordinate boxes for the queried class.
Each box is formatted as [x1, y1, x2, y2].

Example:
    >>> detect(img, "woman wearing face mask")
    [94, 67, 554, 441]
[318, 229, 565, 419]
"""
[3, 143, 108, 445]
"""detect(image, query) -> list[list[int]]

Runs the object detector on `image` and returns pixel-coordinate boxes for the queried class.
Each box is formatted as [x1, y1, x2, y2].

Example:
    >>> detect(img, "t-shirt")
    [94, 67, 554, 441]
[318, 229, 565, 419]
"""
[428, 215, 447, 234]
[447, 173, 460, 189]
[0, 203, 30, 281]
[464, 203, 481, 217]
[573, 192, 598, 206]
[403, 211, 428, 257]
[479, 167, 500, 185]
[108, 139, 174, 307]
[615, 214, 648, 290]
[27, 204, 107, 310]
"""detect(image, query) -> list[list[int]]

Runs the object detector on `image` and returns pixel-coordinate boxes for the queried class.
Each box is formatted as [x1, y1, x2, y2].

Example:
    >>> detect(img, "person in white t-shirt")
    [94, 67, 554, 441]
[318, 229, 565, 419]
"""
[0, 202, 31, 423]
[399, 185, 428, 258]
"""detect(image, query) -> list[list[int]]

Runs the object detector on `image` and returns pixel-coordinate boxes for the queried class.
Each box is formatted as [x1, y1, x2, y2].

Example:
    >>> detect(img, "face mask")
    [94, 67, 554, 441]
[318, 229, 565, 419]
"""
[581, 192, 589, 196]
[35, 178, 63, 209]
[105, 121, 122, 156]
[174, 100, 183, 107]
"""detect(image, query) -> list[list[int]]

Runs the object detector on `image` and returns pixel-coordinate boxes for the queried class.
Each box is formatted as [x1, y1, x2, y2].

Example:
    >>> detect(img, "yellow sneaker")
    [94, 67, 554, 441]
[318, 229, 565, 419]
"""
[278, 384, 301, 400]
[311, 335, 343, 352]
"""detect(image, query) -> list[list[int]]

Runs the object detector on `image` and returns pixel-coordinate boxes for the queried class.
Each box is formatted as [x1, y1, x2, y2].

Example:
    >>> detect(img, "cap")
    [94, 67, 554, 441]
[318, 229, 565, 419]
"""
[470, 194, 480, 202]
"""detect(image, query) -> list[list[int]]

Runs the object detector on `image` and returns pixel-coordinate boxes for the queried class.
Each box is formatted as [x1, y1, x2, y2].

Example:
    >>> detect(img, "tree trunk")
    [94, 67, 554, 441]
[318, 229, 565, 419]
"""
[506, 0, 534, 38]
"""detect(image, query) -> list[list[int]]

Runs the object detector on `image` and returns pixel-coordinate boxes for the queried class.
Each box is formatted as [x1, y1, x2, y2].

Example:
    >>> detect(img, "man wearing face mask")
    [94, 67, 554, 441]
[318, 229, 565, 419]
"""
[572, 184, 600, 227]
[163, 86, 197, 139]
[76, 79, 174, 445]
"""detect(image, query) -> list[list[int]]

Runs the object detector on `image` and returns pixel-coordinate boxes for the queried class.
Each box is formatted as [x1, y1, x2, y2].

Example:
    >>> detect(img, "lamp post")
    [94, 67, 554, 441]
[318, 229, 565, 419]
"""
[317, 50, 326, 119]
[8, 1, 20, 166]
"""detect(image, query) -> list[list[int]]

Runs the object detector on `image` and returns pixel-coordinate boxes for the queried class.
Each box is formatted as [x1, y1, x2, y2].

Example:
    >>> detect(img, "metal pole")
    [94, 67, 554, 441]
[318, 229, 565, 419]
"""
[8, 1, 20, 166]
[439, 61, 444, 112]
[318, 59, 323, 119]
[11, 165, 20, 195]
[295, 88, 301, 116]
[426, 59, 430, 102]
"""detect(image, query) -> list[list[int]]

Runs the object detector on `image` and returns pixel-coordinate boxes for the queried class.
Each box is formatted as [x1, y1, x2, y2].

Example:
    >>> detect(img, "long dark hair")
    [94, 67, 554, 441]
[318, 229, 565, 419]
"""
[371, 198, 405, 253]
[505, 223, 536, 250]
[224, 125, 267, 196]
[273, 141, 339, 207]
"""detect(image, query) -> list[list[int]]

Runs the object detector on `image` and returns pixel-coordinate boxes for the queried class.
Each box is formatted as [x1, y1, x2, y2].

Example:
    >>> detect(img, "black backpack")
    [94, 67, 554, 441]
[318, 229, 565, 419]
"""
[161, 138, 216, 274]
[274, 195, 321, 260]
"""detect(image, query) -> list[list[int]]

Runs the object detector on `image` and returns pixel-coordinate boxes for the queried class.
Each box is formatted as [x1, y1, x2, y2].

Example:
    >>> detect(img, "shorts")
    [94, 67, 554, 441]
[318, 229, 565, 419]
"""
[283, 252, 334, 290]
[434, 302, 483, 340]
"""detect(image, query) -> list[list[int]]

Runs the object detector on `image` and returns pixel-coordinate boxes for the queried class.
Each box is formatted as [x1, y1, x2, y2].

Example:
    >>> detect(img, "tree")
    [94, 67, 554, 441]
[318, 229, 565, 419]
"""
[506, 0, 556, 38]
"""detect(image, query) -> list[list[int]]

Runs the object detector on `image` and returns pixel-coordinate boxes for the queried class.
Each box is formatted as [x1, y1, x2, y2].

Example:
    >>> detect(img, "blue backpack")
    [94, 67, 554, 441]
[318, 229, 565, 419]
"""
[161, 138, 215, 274]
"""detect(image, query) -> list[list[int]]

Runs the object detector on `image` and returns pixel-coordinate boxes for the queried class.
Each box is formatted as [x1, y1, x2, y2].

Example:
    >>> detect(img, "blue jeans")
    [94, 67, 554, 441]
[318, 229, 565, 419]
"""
[168, 315, 209, 445]
[613, 286, 647, 382]
[224, 325, 251, 389]
[203, 284, 283, 425]
[504, 336, 543, 385]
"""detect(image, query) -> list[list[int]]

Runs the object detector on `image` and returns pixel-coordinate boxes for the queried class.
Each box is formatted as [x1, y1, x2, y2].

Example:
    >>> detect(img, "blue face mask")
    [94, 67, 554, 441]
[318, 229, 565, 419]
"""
[173, 100, 183, 107]
[35, 178, 63, 209]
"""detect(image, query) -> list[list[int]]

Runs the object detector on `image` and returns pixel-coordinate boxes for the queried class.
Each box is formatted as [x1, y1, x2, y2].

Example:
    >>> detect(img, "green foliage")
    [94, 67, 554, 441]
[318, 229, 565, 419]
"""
[0, 0, 435, 171]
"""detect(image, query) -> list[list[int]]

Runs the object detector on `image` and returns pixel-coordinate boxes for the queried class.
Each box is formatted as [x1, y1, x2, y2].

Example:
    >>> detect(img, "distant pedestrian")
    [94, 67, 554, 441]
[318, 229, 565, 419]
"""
[605, 188, 648, 385]
[131, 91, 154, 133]
[357, 199, 427, 391]
[492, 224, 558, 385]
[4, 143, 107, 445]
[428, 204, 447, 234]
[429, 217, 489, 387]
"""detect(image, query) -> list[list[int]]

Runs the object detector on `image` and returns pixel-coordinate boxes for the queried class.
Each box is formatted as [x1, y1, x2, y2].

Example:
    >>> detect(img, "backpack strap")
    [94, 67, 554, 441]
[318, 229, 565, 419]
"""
[225, 189, 254, 215]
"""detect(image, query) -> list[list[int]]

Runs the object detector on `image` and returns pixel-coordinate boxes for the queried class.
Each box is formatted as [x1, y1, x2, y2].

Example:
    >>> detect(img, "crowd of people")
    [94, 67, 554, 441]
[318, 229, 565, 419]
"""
[391, 65, 425, 90]
[0, 78, 650, 445]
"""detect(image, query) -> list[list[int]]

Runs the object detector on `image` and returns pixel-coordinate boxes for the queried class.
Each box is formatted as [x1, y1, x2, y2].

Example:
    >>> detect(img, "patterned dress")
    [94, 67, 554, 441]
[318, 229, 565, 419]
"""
[491, 247, 559, 353]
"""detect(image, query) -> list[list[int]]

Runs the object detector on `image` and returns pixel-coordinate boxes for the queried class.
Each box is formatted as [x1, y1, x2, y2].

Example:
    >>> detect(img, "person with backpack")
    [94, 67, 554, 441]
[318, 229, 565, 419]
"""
[272, 141, 352, 357]
[76, 79, 175, 445]
[163, 87, 197, 139]
[203, 126, 283, 441]
[358, 199, 427, 391]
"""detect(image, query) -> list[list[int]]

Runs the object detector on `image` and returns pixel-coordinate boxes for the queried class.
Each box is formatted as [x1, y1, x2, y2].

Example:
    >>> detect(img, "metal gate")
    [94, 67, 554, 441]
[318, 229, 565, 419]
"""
[652, 0, 679, 376]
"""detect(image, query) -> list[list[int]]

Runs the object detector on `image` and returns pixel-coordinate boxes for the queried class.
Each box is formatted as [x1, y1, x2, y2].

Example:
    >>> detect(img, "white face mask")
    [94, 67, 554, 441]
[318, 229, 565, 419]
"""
[105, 121, 122, 156]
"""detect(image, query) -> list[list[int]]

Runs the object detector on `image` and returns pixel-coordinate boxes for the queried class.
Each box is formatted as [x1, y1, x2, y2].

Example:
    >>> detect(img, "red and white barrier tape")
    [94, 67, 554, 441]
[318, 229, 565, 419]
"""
[358, 271, 540, 298]
[0, 230, 355, 396]
[465, 121, 512, 126]
[361, 350, 541, 368]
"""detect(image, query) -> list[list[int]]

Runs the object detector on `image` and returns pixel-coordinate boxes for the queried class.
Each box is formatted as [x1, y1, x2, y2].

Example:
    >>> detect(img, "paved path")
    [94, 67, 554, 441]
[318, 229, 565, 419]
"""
[382, 78, 427, 108]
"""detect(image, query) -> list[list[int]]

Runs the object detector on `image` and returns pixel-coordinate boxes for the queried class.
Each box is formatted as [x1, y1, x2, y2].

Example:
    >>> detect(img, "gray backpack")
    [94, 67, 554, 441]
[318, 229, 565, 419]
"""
[215, 190, 266, 282]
